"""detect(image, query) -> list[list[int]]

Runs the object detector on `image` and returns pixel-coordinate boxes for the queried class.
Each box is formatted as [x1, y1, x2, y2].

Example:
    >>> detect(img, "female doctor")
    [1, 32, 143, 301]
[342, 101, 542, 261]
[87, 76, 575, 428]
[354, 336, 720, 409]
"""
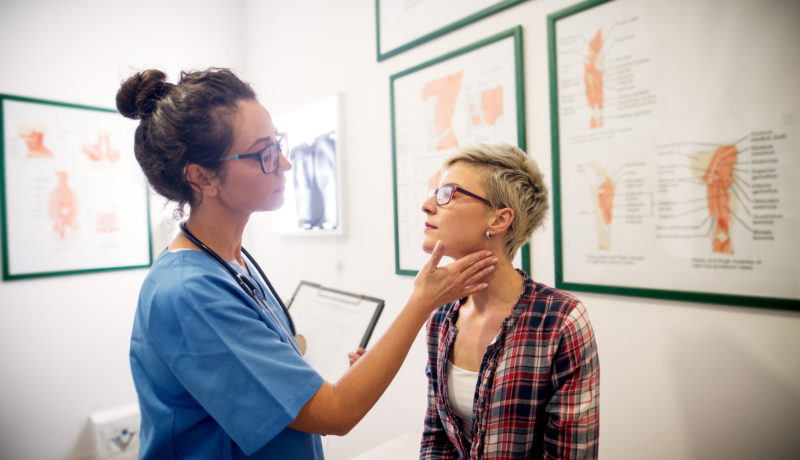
[117, 67, 497, 459]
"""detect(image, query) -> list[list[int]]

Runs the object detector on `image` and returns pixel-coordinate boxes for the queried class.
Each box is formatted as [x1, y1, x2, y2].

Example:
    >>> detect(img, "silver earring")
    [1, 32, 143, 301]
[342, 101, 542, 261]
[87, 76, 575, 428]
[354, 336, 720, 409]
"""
[485, 230, 492, 239]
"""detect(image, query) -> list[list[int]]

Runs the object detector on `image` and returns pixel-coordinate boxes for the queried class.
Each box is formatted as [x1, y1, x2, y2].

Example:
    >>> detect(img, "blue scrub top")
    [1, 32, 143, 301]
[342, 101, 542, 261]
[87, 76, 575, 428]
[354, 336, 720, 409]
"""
[130, 249, 325, 459]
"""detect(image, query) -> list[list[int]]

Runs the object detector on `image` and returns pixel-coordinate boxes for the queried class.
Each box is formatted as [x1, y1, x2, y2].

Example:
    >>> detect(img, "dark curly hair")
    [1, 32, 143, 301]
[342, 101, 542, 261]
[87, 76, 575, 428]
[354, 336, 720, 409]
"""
[116, 67, 256, 216]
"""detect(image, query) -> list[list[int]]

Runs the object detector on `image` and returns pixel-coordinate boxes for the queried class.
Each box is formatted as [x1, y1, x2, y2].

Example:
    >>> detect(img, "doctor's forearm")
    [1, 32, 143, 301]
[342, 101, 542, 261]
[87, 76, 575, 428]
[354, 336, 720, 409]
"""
[288, 294, 432, 435]
[288, 246, 495, 435]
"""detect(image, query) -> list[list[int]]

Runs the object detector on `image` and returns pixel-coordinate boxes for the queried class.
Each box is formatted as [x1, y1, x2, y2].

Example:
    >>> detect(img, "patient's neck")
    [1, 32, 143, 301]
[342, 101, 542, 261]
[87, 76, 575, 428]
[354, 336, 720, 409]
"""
[468, 261, 522, 315]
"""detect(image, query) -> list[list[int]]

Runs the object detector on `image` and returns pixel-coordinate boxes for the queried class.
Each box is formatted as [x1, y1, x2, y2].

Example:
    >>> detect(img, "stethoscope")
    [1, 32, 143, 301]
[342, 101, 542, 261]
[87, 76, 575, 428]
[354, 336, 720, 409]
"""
[179, 222, 306, 355]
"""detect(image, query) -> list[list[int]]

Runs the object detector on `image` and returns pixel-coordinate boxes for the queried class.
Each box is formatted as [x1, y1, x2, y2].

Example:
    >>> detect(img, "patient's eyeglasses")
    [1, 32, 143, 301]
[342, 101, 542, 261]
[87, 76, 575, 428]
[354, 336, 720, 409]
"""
[430, 184, 492, 207]
[222, 133, 287, 174]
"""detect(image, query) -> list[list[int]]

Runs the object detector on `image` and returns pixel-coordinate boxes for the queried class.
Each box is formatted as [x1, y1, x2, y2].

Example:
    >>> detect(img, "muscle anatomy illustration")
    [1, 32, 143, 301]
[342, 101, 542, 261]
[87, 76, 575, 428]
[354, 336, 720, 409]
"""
[96, 212, 119, 233]
[590, 162, 615, 250]
[584, 30, 605, 129]
[82, 133, 120, 162]
[422, 71, 464, 151]
[49, 170, 78, 240]
[19, 128, 54, 158]
[470, 86, 504, 126]
[701, 145, 739, 254]
[687, 144, 741, 254]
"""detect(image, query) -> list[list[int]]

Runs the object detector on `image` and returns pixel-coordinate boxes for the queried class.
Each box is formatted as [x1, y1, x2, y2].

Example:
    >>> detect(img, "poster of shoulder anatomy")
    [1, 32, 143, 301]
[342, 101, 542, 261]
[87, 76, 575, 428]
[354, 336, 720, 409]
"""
[549, 0, 799, 308]
[1, 95, 150, 279]
[391, 27, 526, 275]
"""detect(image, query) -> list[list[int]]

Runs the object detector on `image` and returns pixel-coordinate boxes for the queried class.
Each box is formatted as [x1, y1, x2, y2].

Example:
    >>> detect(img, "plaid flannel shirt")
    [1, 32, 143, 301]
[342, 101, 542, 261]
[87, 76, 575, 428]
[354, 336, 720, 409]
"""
[420, 271, 600, 459]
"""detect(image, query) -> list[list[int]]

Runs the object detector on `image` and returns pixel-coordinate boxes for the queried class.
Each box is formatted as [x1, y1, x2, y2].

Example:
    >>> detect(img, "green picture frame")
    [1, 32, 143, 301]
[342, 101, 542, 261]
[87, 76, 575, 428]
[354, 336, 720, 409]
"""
[390, 26, 528, 276]
[547, 0, 799, 310]
[375, 0, 527, 61]
[1, 93, 152, 280]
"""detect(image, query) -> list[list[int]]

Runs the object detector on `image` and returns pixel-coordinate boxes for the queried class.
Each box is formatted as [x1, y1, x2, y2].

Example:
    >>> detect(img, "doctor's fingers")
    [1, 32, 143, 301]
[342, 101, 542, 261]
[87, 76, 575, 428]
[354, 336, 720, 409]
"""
[448, 250, 497, 279]
[348, 348, 366, 366]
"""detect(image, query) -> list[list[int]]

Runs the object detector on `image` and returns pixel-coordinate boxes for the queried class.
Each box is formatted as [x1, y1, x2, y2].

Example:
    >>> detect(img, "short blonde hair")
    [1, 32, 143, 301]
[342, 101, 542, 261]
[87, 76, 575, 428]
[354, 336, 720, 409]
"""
[444, 143, 549, 260]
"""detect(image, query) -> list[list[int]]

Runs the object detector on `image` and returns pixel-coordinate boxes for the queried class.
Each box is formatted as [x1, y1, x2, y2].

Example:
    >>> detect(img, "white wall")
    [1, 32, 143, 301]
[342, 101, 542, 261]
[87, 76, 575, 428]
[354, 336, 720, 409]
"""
[0, 1, 245, 459]
[1, 1, 798, 459]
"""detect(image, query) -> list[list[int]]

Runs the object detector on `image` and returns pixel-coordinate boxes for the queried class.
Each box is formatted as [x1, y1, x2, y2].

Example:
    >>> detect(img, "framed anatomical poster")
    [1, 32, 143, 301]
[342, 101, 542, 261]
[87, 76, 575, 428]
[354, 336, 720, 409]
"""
[548, 0, 799, 310]
[390, 26, 528, 276]
[1, 94, 151, 280]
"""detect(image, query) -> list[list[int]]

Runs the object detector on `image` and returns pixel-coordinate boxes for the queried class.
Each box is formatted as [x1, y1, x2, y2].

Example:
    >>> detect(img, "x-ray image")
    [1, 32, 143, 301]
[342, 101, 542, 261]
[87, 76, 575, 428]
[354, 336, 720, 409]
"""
[290, 132, 338, 230]
[272, 94, 342, 234]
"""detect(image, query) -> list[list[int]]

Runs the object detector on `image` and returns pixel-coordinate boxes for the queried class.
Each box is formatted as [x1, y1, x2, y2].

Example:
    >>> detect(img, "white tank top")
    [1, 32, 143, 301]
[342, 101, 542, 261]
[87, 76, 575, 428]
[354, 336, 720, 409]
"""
[446, 360, 480, 438]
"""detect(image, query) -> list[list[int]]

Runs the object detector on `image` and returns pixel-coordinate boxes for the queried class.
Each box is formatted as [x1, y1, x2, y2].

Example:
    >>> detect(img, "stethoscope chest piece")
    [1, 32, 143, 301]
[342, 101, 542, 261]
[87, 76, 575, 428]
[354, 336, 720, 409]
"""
[295, 334, 307, 356]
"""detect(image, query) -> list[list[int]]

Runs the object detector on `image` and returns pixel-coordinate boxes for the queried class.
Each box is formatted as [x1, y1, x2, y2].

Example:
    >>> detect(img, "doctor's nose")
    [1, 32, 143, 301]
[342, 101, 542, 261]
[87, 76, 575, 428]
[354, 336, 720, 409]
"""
[277, 152, 292, 173]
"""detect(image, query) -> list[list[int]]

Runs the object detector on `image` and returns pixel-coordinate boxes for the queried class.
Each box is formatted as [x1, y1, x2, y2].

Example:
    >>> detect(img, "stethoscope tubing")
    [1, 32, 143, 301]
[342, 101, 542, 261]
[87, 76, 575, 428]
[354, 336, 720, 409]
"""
[178, 222, 297, 335]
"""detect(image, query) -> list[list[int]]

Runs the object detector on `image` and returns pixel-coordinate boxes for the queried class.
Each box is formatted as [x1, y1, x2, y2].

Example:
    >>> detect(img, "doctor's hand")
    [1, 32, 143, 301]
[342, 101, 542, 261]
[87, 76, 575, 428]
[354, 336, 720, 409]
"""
[410, 241, 496, 313]
[348, 347, 366, 366]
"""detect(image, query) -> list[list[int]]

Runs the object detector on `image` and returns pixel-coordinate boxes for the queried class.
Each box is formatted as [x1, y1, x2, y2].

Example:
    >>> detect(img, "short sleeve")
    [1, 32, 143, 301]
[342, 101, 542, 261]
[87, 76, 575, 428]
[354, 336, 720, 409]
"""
[146, 254, 324, 455]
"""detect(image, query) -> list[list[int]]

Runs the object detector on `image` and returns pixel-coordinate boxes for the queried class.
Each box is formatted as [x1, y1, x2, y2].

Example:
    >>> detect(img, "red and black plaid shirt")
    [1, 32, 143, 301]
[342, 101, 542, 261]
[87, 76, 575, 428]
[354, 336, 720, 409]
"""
[421, 271, 600, 459]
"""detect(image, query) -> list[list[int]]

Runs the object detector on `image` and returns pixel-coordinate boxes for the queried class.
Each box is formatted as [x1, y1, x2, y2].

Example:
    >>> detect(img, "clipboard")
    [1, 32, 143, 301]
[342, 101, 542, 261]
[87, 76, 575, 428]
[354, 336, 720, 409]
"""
[287, 280, 384, 381]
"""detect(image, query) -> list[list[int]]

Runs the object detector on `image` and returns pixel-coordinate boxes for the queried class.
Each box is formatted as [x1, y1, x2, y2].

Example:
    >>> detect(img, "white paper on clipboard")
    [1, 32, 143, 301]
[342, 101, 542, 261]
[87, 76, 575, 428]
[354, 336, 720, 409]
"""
[287, 281, 384, 382]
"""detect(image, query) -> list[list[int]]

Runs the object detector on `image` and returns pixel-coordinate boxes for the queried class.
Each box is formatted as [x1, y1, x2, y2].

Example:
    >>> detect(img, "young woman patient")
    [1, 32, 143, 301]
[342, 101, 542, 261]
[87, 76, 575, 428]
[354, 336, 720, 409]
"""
[419, 143, 600, 459]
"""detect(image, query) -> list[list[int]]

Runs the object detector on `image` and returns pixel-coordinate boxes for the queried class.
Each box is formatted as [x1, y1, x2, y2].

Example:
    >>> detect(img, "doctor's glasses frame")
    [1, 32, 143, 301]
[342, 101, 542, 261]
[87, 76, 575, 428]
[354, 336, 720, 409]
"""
[222, 133, 288, 174]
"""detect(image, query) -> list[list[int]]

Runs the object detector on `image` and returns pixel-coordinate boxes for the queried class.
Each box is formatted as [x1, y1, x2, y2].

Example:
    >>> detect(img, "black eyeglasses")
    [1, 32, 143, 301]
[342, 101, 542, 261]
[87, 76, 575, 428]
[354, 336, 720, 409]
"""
[431, 184, 492, 207]
[222, 133, 287, 174]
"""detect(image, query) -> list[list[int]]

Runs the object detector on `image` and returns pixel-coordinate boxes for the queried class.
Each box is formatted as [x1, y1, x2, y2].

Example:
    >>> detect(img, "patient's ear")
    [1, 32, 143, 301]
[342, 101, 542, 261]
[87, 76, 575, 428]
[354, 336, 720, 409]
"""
[488, 207, 515, 235]
[184, 163, 219, 197]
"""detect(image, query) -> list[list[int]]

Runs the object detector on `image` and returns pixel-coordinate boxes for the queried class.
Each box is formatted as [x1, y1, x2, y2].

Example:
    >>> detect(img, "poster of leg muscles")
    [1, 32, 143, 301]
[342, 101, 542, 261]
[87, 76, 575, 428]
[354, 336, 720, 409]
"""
[549, 0, 799, 309]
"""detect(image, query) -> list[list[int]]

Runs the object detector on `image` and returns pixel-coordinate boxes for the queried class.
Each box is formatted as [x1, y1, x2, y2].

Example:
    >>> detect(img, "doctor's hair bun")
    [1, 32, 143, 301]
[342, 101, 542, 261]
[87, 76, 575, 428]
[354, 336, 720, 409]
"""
[116, 69, 174, 120]
[116, 67, 257, 218]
